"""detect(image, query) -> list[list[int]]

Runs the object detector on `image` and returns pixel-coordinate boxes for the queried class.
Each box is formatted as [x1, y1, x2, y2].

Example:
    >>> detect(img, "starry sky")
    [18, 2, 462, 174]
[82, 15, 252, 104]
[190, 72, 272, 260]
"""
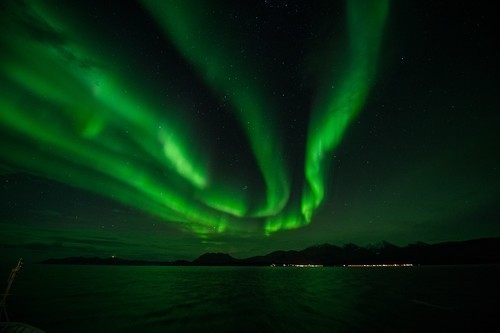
[1, 0, 499, 263]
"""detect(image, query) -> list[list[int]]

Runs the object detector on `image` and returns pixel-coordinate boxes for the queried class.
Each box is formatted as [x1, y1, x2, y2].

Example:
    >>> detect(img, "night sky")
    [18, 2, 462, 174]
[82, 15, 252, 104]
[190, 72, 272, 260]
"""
[1, 0, 499, 263]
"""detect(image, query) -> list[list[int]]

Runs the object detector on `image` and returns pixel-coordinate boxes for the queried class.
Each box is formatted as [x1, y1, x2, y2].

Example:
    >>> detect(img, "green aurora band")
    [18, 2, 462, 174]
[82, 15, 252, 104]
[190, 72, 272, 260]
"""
[0, 0, 388, 237]
[300, 0, 389, 227]
[140, 0, 290, 219]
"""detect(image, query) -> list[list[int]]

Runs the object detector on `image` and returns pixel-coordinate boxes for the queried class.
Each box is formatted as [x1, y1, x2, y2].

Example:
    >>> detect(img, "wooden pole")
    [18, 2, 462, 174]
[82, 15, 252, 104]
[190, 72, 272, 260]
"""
[0, 258, 23, 322]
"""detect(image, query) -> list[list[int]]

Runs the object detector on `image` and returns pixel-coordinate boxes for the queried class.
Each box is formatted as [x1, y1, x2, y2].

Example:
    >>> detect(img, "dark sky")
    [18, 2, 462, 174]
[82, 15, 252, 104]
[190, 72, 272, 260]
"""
[1, 0, 499, 263]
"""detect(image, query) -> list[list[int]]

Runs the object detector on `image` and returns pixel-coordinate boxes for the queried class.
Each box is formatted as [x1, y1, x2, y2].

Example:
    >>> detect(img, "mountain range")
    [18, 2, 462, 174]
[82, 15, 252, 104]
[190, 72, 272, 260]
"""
[39, 237, 500, 266]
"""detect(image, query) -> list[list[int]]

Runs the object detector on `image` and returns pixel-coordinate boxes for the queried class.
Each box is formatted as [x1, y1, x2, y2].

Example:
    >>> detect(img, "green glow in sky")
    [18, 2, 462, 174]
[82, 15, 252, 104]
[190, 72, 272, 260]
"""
[140, 0, 290, 218]
[302, 0, 389, 222]
[0, 0, 388, 236]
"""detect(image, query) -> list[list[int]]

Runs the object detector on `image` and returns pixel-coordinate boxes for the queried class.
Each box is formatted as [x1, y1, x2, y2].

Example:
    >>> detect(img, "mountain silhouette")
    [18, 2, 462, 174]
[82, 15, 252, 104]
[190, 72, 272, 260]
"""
[191, 253, 237, 266]
[40, 237, 500, 266]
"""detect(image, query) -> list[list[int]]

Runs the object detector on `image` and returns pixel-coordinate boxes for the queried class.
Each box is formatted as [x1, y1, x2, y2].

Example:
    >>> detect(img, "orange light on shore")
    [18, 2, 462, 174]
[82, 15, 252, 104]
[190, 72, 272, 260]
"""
[345, 263, 414, 267]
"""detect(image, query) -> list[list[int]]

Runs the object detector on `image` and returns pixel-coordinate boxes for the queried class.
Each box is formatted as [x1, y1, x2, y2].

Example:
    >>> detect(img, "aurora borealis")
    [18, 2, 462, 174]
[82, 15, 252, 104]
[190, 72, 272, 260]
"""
[1, 0, 499, 261]
[1, 0, 388, 234]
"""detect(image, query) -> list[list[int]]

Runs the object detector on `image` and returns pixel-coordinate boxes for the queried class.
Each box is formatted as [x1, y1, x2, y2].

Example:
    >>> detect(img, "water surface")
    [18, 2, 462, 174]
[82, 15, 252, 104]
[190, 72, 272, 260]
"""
[7, 265, 500, 332]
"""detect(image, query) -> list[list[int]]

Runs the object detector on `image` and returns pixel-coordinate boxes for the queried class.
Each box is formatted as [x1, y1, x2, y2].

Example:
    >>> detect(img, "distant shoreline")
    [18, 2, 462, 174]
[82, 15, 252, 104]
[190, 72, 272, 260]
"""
[39, 237, 500, 267]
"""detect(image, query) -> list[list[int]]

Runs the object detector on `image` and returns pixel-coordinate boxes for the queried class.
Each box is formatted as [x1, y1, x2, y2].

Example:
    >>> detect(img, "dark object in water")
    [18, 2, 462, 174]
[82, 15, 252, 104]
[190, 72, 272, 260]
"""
[0, 322, 46, 333]
[0, 259, 46, 333]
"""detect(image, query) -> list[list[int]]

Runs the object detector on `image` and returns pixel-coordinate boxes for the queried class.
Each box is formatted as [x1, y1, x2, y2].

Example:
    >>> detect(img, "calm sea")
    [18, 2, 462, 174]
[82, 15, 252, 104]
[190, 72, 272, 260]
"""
[6, 265, 500, 332]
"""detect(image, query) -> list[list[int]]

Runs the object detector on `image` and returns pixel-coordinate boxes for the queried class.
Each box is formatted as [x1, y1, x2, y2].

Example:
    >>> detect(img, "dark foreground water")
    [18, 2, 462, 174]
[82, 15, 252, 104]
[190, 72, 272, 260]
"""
[6, 265, 500, 332]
